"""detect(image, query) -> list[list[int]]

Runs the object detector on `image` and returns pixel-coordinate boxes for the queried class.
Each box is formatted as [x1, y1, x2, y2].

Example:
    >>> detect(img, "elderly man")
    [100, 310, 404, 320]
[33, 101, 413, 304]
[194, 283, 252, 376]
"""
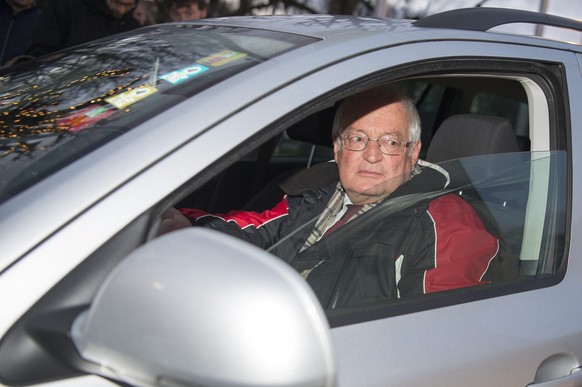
[160, 85, 511, 305]
[26, 0, 140, 58]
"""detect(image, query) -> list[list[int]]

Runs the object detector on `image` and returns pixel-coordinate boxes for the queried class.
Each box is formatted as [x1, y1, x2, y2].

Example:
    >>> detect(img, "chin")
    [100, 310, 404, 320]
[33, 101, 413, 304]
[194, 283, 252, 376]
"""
[360, 182, 394, 196]
[349, 187, 388, 202]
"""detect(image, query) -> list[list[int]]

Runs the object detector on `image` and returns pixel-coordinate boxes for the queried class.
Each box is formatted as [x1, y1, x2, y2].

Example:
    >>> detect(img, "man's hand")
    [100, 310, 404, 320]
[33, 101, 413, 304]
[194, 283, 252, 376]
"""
[157, 207, 192, 236]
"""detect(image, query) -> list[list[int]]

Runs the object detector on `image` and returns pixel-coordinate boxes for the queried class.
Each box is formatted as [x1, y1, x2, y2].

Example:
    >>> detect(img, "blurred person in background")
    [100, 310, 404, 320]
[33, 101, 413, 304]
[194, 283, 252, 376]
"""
[165, 0, 207, 21]
[0, 0, 41, 67]
[26, 0, 141, 58]
[133, 0, 155, 25]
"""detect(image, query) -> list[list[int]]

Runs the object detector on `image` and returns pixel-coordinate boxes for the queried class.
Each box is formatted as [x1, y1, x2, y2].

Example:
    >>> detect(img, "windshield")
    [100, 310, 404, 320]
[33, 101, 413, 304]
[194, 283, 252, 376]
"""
[0, 24, 317, 204]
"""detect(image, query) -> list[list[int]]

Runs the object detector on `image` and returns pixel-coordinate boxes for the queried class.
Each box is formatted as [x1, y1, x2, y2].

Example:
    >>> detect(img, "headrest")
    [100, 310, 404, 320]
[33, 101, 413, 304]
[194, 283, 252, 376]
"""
[426, 114, 520, 163]
[280, 162, 338, 196]
[285, 106, 336, 148]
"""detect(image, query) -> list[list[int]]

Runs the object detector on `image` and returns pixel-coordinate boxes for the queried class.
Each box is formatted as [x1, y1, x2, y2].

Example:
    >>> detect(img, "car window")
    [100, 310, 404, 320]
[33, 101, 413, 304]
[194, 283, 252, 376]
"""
[161, 64, 569, 325]
[271, 135, 334, 168]
[266, 151, 566, 312]
[404, 78, 530, 155]
[470, 92, 530, 138]
[0, 26, 317, 204]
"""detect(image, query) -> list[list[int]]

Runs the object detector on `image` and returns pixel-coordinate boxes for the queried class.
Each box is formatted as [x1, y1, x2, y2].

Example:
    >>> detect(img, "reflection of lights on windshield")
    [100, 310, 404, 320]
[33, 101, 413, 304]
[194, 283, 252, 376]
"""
[0, 66, 139, 159]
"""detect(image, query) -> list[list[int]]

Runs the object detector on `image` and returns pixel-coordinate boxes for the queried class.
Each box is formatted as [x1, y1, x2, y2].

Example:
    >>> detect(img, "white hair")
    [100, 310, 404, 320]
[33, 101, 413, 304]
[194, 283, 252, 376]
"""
[332, 85, 421, 155]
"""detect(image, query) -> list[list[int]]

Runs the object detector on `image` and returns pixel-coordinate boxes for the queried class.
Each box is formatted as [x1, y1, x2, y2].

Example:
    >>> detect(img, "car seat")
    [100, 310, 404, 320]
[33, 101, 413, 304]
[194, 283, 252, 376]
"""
[426, 114, 520, 163]
[426, 114, 528, 279]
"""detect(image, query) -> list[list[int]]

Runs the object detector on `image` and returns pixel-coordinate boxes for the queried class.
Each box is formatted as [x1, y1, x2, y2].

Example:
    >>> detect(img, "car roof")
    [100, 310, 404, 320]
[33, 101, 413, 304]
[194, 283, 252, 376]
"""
[167, 15, 413, 39]
[180, 8, 582, 52]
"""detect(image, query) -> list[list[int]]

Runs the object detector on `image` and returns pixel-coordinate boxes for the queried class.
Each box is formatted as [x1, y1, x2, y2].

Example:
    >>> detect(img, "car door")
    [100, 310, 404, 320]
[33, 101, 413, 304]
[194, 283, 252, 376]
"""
[147, 39, 578, 386]
[314, 45, 580, 386]
[172, 38, 580, 386]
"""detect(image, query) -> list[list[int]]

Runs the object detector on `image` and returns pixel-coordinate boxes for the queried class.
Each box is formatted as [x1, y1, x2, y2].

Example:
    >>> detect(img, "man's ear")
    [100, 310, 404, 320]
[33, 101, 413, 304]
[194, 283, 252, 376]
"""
[333, 138, 341, 163]
[410, 141, 422, 164]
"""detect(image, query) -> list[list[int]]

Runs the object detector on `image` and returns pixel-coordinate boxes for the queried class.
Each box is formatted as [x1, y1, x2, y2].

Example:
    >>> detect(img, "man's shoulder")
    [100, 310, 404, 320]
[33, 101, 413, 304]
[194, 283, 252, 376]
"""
[388, 159, 450, 200]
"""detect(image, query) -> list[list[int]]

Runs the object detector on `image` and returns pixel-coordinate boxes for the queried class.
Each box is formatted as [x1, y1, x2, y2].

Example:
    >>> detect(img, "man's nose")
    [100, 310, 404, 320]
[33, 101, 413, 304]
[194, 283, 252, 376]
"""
[362, 140, 383, 163]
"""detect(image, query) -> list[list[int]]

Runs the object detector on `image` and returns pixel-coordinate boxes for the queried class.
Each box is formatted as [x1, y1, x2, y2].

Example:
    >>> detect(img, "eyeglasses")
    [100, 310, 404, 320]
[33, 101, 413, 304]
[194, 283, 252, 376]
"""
[340, 131, 411, 155]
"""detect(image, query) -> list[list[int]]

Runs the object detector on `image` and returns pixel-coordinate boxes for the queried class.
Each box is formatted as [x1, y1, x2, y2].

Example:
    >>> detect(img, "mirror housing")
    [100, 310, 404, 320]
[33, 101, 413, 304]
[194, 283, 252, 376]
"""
[71, 228, 336, 387]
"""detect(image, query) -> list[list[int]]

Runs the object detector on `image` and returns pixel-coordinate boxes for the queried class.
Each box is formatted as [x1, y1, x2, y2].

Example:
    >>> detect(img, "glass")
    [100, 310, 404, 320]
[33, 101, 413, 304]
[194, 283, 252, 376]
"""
[268, 152, 567, 313]
[0, 25, 317, 205]
[341, 131, 411, 155]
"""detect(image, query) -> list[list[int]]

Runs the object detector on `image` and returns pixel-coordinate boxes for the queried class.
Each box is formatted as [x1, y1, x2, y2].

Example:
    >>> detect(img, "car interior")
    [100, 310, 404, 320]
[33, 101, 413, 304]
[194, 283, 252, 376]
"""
[171, 72, 568, 291]
[176, 76, 531, 209]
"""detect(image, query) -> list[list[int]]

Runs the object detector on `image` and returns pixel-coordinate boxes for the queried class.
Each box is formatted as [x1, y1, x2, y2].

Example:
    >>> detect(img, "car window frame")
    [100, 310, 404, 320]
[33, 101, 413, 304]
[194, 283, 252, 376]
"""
[153, 56, 572, 327]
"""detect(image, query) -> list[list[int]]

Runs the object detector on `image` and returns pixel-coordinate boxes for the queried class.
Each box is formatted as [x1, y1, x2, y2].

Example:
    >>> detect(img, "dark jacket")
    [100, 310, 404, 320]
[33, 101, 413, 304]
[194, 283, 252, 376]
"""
[0, 0, 41, 66]
[26, 0, 140, 57]
[182, 162, 517, 308]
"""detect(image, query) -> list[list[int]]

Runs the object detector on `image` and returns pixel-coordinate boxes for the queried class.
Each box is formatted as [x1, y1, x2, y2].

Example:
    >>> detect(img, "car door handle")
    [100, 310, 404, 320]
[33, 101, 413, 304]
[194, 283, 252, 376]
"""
[528, 353, 582, 387]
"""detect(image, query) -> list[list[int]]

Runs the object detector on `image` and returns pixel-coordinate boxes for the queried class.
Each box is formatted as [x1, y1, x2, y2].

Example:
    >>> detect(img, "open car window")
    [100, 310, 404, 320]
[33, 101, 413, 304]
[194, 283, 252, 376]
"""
[267, 151, 566, 312]
[163, 70, 565, 318]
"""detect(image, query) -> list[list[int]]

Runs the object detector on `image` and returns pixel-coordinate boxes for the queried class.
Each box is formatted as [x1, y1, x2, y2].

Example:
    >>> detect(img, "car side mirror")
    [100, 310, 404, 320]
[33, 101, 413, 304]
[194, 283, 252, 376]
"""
[71, 228, 336, 387]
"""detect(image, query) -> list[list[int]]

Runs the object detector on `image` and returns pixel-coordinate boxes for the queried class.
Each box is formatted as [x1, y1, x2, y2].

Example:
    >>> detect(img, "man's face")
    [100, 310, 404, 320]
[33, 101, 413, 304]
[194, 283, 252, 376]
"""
[106, 0, 136, 19]
[334, 100, 421, 205]
[169, 3, 207, 21]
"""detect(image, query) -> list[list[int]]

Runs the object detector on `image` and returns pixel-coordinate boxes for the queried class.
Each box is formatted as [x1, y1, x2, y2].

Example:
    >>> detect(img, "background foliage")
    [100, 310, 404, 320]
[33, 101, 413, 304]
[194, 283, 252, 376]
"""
[148, 0, 377, 22]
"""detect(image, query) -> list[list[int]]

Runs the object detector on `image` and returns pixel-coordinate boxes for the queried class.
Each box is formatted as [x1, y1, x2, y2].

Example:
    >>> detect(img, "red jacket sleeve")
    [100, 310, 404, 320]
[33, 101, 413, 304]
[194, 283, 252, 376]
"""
[180, 198, 288, 229]
[179, 197, 290, 249]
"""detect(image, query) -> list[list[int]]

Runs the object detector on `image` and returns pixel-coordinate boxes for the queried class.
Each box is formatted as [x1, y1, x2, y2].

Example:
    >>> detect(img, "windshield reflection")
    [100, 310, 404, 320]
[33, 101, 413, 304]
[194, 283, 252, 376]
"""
[0, 25, 316, 204]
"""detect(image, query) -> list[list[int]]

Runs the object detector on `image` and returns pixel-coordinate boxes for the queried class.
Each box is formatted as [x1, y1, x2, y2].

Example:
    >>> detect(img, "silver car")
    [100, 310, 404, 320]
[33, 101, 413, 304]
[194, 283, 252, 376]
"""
[0, 7, 580, 387]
